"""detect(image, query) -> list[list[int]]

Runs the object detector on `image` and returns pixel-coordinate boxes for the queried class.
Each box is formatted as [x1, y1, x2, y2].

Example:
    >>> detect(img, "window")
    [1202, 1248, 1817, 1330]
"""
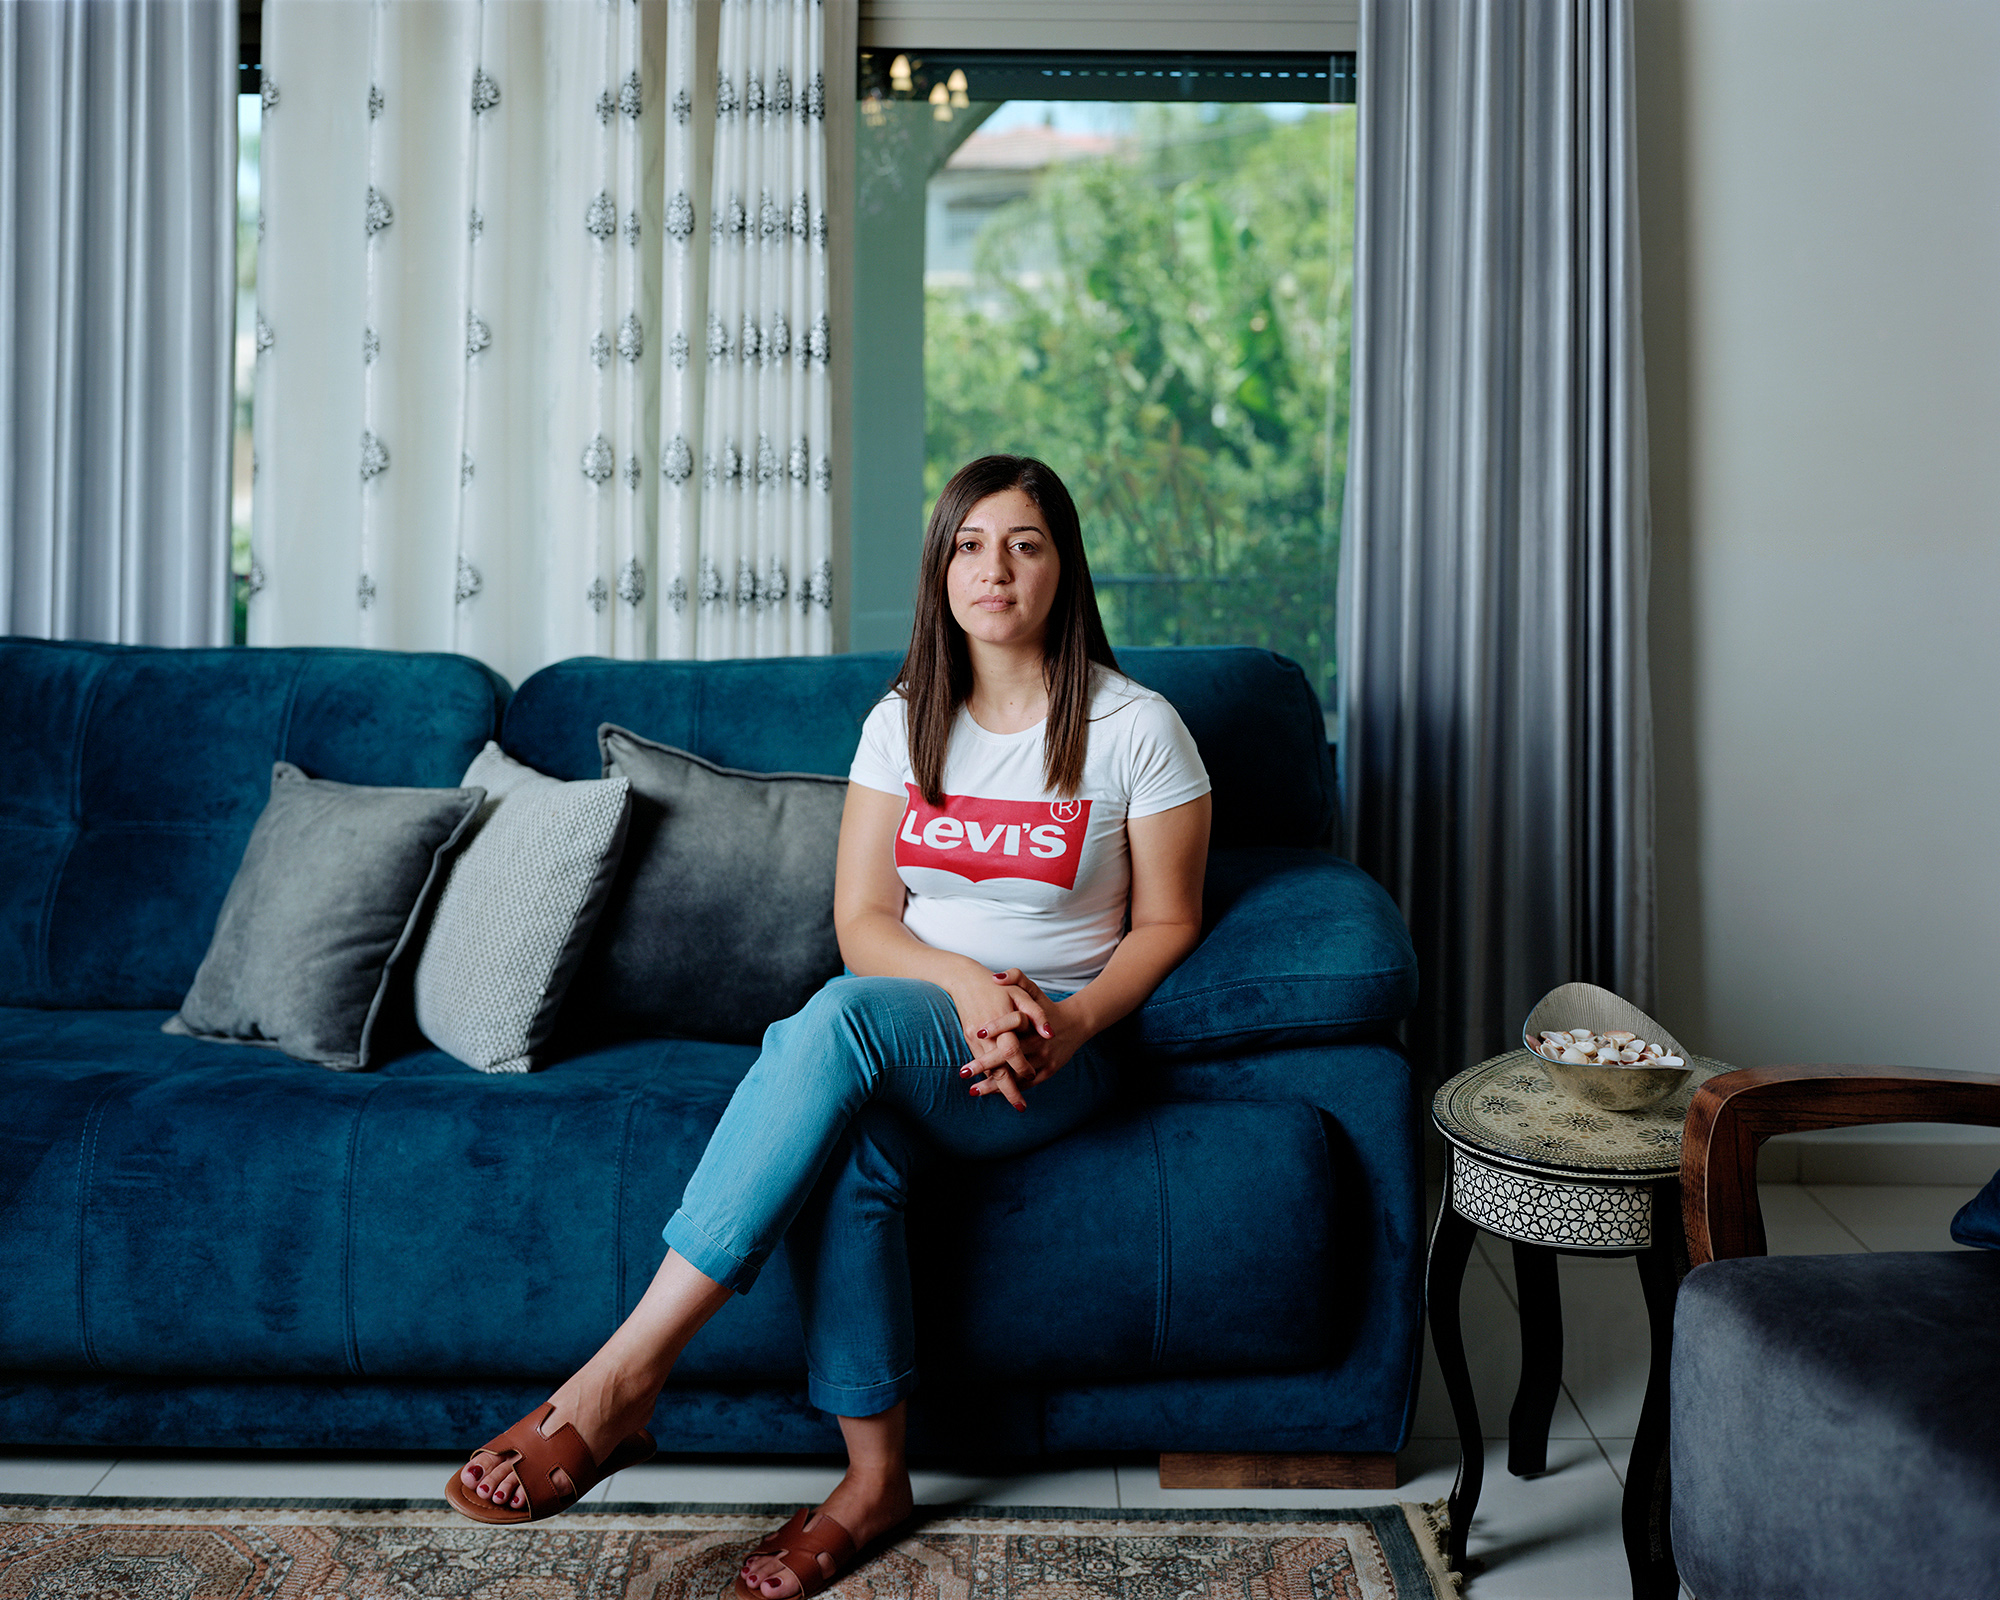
[853, 50, 1356, 709]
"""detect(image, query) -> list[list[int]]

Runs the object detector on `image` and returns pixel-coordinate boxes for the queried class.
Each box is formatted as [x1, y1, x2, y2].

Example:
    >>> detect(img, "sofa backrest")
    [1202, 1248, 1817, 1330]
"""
[503, 645, 1334, 850]
[0, 640, 508, 1009]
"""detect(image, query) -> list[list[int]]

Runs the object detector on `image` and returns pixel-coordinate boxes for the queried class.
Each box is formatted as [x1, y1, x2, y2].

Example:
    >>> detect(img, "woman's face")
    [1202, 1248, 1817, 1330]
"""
[945, 487, 1061, 650]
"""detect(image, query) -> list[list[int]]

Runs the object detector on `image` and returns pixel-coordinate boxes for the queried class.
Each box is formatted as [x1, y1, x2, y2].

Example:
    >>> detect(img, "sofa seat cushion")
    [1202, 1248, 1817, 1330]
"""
[1673, 1251, 2000, 1600]
[1124, 848, 1417, 1059]
[1, 1010, 1336, 1387]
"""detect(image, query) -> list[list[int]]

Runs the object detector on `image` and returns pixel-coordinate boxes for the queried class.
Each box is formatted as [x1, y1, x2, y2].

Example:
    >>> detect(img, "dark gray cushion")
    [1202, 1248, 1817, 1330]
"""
[168, 762, 484, 1070]
[589, 725, 846, 1044]
[1672, 1250, 2000, 1600]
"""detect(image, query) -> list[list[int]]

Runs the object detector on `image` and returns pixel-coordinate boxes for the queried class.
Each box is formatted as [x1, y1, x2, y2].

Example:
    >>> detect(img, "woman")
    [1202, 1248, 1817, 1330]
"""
[446, 455, 1213, 1599]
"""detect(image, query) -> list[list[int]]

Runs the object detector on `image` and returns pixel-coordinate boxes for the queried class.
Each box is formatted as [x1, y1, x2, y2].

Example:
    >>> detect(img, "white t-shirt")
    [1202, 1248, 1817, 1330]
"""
[847, 667, 1211, 992]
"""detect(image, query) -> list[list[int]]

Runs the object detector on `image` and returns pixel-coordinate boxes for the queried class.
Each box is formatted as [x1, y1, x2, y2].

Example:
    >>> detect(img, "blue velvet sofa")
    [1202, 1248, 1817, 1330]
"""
[1, 637, 1422, 1466]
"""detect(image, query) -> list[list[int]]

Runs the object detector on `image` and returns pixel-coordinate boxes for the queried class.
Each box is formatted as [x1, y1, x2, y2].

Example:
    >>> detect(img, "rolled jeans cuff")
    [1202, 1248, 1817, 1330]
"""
[663, 1209, 764, 1294]
[807, 1364, 919, 1419]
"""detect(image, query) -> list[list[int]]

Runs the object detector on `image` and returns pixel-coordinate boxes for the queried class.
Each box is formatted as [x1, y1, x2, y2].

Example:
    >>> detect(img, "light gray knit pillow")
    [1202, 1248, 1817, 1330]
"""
[414, 743, 631, 1073]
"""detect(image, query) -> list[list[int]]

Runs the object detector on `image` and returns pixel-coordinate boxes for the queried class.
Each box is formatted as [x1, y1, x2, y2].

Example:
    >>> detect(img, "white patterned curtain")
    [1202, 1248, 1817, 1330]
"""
[254, 0, 831, 685]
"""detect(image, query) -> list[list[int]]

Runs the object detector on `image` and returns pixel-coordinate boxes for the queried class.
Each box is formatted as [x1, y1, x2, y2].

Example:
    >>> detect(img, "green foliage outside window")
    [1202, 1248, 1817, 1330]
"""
[925, 104, 1356, 702]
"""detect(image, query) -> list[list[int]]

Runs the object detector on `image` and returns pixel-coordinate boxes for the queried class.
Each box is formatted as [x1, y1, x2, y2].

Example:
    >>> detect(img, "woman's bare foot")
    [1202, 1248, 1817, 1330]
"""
[737, 1463, 916, 1598]
[459, 1356, 658, 1511]
[456, 1250, 732, 1514]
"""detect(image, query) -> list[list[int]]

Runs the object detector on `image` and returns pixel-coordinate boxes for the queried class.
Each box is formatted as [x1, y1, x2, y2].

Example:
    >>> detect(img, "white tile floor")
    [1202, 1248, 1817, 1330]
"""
[1, 1182, 1979, 1600]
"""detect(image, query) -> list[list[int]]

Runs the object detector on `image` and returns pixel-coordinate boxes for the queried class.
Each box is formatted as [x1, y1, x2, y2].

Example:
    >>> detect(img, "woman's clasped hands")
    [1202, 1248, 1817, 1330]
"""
[957, 967, 1086, 1110]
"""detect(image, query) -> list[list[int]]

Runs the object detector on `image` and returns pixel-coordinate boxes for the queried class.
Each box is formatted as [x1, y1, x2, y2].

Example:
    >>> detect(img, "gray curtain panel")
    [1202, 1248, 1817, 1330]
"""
[0, 0, 236, 646]
[1338, 0, 1655, 1082]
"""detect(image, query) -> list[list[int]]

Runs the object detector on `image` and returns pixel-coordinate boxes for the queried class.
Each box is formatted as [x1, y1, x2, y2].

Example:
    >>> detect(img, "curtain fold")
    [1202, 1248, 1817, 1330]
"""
[0, 0, 236, 647]
[1338, 0, 1655, 1082]
[254, 0, 831, 685]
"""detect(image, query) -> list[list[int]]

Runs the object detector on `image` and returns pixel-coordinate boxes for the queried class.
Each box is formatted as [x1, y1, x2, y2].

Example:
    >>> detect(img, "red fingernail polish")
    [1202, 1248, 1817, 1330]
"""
[969, 1086, 979, 1096]
[994, 973, 1007, 980]
[976, 1028, 986, 1038]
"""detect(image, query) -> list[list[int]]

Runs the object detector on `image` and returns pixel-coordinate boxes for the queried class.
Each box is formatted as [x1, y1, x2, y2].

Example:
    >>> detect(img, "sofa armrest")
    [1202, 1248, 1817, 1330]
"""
[1682, 1064, 2000, 1267]
[1150, 1039, 1426, 1428]
[1122, 847, 1418, 1061]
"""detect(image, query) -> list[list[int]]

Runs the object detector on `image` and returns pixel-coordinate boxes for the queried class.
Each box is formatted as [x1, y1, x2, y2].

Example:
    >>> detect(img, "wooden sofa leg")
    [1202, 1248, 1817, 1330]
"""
[1157, 1452, 1398, 1490]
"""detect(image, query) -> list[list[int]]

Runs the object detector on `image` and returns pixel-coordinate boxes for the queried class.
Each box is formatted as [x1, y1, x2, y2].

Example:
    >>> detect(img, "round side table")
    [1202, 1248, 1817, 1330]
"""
[1427, 1049, 1729, 1600]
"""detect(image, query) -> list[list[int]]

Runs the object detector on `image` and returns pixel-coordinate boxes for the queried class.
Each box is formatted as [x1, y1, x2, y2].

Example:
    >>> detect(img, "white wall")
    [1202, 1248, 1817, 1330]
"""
[1636, 1, 2000, 1116]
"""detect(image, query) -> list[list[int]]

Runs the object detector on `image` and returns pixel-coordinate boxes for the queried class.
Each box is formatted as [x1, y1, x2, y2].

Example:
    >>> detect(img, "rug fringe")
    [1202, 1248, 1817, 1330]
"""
[1400, 1498, 1464, 1598]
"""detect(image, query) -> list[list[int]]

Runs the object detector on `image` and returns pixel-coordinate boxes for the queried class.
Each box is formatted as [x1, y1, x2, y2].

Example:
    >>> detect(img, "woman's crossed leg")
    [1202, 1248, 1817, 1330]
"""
[459, 976, 1113, 1596]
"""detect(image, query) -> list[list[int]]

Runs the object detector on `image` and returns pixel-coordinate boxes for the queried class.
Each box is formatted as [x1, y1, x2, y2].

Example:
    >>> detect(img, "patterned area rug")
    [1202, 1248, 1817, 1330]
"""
[0, 1498, 1458, 1600]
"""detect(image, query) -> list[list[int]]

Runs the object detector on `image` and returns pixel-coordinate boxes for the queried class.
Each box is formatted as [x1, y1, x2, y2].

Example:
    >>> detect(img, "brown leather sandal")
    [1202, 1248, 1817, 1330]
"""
[442, 1401, 656, 1525]
[732, 1507, 858, 1600]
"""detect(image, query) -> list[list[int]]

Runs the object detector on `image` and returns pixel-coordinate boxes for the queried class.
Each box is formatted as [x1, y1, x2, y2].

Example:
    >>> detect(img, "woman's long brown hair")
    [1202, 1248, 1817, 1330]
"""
[896, 455, 1118, 805]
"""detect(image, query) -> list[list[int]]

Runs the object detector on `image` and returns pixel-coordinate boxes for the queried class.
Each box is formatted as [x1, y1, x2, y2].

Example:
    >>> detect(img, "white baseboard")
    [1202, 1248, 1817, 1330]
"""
[1756, 1124, 2000, 1186]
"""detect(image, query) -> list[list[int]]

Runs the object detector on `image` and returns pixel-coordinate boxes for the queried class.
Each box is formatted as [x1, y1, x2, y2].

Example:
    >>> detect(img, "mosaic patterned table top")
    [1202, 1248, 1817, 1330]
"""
[1432, 1048, 1734, 1179]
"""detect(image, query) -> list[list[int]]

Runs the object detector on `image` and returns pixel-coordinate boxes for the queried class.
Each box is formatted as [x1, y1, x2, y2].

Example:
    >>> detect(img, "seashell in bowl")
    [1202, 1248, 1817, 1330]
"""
[1522, 982, 1694, 1112]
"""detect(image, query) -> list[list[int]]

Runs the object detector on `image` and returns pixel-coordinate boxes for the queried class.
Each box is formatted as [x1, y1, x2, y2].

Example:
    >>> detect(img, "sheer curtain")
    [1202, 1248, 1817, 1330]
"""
[253, 0, 832, 686]
[676, 0, 832, 660]
[0, 0, 236, 647]
[1338, 0, 1655, 1081]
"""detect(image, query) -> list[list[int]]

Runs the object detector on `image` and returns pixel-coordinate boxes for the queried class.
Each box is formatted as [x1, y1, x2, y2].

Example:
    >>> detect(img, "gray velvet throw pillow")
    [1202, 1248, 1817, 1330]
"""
[414, 743, 631, 1074]
[593, 725, 846, 1043]
[168, 762, 484, 1070]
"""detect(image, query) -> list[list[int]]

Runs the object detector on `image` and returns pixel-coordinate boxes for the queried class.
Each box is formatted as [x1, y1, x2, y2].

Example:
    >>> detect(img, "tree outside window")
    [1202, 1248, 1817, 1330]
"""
[913, 86, 1355, 709]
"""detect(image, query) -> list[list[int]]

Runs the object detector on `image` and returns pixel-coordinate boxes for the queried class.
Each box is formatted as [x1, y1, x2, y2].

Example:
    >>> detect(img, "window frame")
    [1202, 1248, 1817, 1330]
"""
[856, 2, 1357, 56]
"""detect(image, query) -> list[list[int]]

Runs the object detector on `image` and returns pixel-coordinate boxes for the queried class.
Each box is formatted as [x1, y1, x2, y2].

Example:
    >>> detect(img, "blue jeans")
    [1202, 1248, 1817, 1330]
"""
[662, 974, 1117, 1417]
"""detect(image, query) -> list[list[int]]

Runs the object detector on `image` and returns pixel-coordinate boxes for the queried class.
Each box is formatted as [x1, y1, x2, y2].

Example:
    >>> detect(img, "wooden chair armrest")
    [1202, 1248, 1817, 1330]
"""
[1681, 1063, 2000, 1267]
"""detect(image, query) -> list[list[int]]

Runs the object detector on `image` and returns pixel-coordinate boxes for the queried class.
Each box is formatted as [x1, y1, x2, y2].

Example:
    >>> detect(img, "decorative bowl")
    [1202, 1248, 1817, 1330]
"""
[1522, 981, 1694, 1112]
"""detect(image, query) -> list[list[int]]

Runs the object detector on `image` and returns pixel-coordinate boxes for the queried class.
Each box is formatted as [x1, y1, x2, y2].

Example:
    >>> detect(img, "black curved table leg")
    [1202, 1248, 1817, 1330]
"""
[1425, 1164, 1483, 1573]
[1623, 1180, 1689, 1600]
[1507, 1241, 1564, 1477]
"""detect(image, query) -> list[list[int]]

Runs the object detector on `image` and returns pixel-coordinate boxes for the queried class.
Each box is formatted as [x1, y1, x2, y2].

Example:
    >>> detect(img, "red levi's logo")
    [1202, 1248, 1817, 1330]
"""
[896, 784, 1092, 890]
